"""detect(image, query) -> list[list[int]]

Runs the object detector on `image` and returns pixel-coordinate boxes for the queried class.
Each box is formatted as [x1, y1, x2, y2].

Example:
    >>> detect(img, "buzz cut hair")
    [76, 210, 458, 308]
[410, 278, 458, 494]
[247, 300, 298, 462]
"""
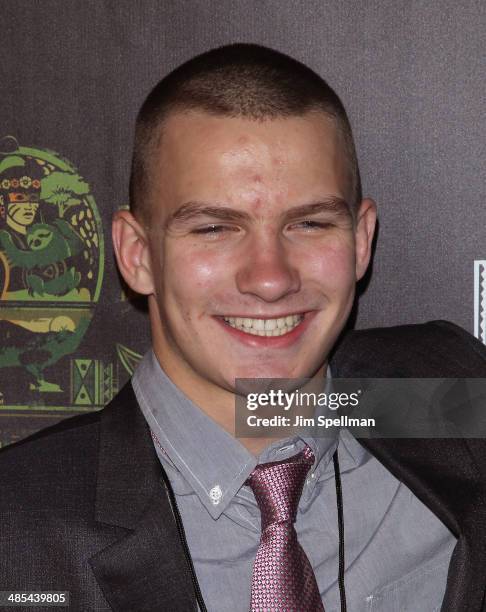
[129, 43, 362, 221]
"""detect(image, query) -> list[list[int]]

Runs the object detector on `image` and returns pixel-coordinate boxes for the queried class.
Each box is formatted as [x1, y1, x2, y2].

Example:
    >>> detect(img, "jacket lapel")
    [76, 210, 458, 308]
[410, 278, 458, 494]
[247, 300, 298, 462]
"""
[88, 384, 197, 611]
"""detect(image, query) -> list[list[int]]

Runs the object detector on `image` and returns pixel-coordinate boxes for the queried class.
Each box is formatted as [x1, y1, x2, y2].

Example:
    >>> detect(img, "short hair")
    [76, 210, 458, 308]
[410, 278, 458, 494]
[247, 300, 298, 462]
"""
[130, 43, 362, 221]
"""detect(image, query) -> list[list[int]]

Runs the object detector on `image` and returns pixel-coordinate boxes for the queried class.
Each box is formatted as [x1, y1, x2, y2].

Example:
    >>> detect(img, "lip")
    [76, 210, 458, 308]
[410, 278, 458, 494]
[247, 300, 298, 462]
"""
[214, 311, 316, 348]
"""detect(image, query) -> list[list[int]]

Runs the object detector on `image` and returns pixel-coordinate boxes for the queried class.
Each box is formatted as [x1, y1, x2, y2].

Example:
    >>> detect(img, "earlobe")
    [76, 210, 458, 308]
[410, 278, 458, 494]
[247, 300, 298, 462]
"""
[112, 210, 155, 295]
[355, 198, 377, 281]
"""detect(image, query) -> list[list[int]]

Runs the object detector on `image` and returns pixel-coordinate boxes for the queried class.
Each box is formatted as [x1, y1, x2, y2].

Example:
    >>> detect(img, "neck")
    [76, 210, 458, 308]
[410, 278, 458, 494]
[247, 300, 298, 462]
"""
[237, 436, 279, 457]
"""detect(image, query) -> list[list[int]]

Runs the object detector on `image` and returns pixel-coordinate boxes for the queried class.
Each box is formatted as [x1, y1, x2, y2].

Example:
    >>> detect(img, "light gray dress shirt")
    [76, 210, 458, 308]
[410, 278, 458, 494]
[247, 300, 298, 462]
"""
[132, 350, 456, 612]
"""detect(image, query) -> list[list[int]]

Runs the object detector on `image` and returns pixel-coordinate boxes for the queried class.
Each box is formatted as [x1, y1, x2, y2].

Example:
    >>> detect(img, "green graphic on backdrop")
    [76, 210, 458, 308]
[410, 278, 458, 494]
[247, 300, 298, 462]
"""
[70, 345, 142, 407]
[116, 343, 142, 376]
[0, 137, 104, 396]
[71, 358, 117, 406]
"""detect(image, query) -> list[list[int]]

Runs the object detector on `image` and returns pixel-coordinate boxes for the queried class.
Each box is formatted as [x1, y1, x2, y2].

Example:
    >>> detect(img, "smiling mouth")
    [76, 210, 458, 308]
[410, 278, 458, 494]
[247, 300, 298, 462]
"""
[222, 314, 305, 337]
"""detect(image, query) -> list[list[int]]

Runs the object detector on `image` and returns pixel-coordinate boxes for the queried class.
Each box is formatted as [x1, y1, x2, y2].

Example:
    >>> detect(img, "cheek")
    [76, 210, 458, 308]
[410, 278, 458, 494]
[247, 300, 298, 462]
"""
[164, 245, 232, 316]
[180, 246, 230, 287]
[301, 240, 356, 291]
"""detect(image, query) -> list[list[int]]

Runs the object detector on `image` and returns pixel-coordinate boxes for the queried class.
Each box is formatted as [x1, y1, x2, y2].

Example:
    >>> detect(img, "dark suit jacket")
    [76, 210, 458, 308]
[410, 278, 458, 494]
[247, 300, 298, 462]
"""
[1, 321, 486, 612]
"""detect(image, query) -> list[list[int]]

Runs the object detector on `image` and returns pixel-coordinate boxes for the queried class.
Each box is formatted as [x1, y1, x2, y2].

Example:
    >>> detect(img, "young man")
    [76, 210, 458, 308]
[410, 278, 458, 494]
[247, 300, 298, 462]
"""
[1, 44, 485, 612]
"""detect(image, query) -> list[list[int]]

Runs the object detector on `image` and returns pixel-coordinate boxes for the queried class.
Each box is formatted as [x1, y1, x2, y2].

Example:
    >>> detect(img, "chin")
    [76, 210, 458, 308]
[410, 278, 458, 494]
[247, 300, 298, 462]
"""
[231, 362, 309, 382]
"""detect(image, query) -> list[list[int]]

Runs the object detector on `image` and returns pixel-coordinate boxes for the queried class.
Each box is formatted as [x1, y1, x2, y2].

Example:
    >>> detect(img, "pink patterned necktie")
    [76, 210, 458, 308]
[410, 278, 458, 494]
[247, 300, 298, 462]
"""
[247, 446, 325, 612]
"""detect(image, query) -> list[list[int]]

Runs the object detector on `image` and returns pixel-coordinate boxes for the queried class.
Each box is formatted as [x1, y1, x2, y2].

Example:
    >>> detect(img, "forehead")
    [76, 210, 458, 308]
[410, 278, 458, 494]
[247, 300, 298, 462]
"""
[150, 110, 349, 214]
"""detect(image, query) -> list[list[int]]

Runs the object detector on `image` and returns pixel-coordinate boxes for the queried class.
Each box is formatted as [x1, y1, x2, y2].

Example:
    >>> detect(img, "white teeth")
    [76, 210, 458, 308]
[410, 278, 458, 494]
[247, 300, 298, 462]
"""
[222, 314, 304, 337]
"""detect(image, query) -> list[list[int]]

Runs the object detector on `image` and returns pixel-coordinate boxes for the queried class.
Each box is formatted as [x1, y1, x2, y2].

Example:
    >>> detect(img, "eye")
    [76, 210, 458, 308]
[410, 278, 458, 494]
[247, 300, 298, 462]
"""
[290, 220, 334, 230]
[191, 224, 239, 235]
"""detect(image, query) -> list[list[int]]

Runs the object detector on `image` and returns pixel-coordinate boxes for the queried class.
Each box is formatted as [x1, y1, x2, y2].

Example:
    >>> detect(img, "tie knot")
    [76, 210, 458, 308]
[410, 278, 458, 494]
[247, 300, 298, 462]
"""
[247, 446, 315, 530]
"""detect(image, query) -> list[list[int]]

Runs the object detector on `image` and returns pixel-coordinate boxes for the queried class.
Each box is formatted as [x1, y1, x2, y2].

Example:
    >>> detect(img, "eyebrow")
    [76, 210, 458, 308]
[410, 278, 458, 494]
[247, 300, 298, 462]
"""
[164, 196, 352, 229]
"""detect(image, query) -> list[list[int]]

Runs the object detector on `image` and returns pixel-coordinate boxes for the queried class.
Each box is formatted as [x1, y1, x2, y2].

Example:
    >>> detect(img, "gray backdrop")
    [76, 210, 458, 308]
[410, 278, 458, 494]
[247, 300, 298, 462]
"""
[0, 1, 484, 445]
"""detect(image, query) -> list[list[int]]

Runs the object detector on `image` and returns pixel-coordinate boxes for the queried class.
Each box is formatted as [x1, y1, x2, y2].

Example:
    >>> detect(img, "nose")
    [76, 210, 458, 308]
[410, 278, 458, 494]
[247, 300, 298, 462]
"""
[235, 233, 300, 302]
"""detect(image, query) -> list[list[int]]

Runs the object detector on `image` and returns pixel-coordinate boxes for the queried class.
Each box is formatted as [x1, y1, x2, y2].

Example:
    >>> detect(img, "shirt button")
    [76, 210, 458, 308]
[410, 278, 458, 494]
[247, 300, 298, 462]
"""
[209, 485, 222, 505]
[307, 472, 316, 484]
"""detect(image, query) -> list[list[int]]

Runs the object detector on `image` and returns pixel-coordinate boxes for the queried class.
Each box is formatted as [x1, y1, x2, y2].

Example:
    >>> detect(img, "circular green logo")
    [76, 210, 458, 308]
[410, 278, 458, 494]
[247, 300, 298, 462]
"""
[0, 139, 104, 393]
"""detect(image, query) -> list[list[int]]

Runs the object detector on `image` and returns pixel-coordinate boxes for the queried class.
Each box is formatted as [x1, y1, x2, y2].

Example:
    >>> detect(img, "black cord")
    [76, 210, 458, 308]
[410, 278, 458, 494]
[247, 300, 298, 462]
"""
[160, 468, 208, 612]
[152, 428, 207, 611]
[333, 448, 347, 612]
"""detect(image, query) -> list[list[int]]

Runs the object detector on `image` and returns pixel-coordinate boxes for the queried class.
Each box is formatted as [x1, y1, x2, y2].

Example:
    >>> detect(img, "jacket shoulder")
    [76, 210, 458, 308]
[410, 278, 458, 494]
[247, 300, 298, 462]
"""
[0, 384, 135, 514]
[0, 409, 102, 515]
[331, 320, 486, 377]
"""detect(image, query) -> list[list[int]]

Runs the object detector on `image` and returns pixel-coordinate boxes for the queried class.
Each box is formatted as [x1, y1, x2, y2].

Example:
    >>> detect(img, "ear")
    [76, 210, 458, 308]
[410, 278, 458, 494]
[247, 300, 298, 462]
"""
[354, 198, 377, 281]
[112, 210, 155, 295]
